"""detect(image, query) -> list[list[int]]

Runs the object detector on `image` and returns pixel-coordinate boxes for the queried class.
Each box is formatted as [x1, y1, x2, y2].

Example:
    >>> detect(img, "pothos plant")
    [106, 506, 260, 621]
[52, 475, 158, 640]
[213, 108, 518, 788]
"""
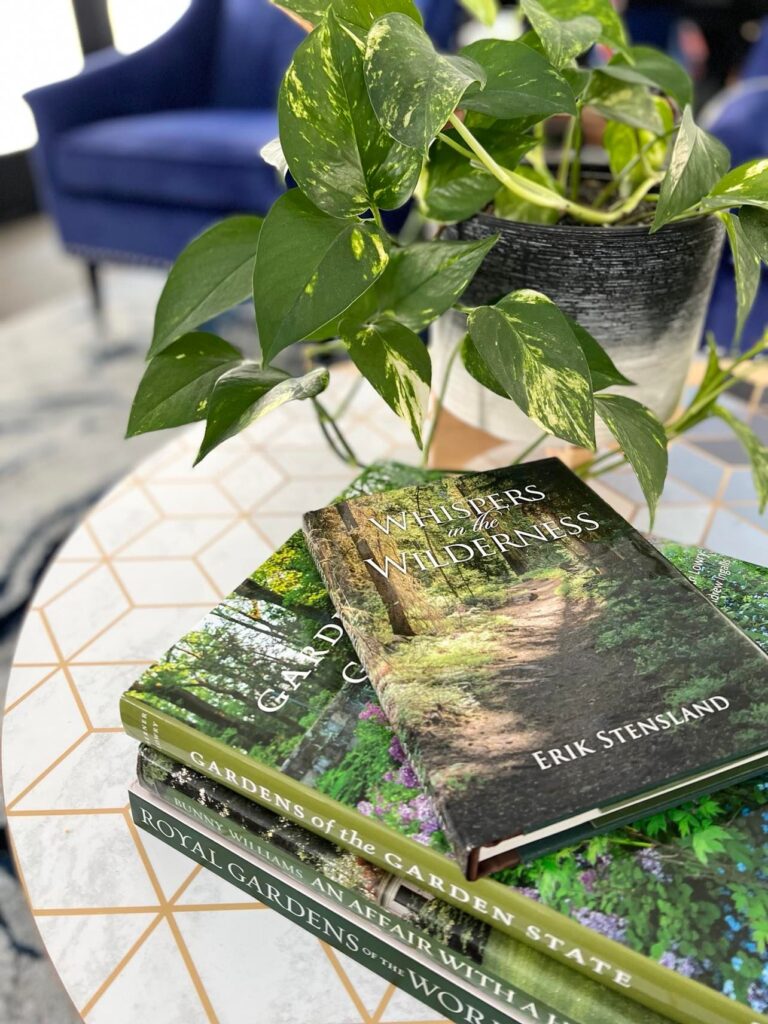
[127, 0, 768, 522]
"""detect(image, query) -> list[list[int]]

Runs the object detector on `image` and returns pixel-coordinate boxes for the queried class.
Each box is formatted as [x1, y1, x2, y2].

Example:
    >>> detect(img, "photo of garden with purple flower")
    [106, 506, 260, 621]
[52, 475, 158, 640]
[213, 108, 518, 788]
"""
[123, 461, 768, 1016]
[320, 700, 448, 850]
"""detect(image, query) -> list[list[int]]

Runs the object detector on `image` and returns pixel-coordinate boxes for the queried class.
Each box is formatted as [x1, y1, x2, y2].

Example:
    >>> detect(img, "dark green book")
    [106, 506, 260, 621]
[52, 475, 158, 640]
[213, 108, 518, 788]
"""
[303, 458, 768, 880]
[129, 783, 529, 1024]
[136, 743, 671, 1024]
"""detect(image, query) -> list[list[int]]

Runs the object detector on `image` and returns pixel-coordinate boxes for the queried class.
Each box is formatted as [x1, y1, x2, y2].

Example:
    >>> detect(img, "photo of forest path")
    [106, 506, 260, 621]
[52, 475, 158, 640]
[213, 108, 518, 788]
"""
[305, 460, 768, 854]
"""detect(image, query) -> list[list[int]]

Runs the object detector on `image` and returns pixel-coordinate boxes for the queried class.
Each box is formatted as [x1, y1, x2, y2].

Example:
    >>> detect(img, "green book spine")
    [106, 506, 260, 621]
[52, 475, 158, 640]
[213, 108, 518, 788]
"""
[129, 786, 531, 1024]
[137, 746, 669, 1024]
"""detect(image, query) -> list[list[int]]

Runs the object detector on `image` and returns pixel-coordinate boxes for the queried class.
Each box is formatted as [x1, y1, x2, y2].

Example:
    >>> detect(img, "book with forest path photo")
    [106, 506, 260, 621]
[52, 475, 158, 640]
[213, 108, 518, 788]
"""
[120, 459, 768, 1024]
[302, 458, 768, 881]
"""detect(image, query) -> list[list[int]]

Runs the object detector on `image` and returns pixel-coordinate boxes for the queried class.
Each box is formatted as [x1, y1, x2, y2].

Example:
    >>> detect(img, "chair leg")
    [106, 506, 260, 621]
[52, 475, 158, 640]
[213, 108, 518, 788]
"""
[85, 260, 102, 312]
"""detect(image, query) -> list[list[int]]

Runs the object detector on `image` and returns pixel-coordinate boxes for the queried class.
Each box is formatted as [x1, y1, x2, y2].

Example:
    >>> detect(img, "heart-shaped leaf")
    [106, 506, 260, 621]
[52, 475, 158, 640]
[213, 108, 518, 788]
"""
[254, 190, 389, 364]
[740, 206, 768, 261]
[461, 333, 507, 397]
[270, 0, 422, 29]
[652, 106, 730, 231]
[610, 46, 692, 109]
[564, 316, 633, 391]
[150, 216, 263, 358]
[364, 13, 485, 152]
[721, 212, 761, 343]
[603, 121, 644, 188]
[714, 405, 768, 513]
[586, 73, 664, 133]
[197, 365, 329, 462]
[701, 159, 768, 215]
[520, 0, 600, 69]
[595, 394, 668, 524]
[376, 237, 497, 330]
[467, 289, 596, 448]
[279, 10, 422, 218]
[532, 0, 626, 50]
[127, 333, 243, 436]
[460, 39, 577, 119]
[342, 320, 431, 445]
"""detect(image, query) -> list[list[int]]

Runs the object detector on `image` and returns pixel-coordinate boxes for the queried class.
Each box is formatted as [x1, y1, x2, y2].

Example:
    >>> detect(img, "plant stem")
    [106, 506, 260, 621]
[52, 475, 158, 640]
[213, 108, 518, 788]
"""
[313, 398, 364, 468]
[593, 129, 675, 208]
[512, 432, 546, 464]
[447, 114, 660, 226]
[557, 115, 577, 192]
[420, 337, 463, 468]
[569, 118, 582, 203]
[370, 205, 384, 230]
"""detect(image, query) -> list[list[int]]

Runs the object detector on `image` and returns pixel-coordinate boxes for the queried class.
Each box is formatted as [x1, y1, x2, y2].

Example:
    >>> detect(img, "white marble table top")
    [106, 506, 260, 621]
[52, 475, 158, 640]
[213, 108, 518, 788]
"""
[3, 367, 767, 1023]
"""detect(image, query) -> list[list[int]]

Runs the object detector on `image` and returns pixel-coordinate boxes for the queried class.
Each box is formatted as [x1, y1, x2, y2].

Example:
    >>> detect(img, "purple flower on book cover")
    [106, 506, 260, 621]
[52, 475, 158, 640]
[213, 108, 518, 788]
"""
[572, 908, 627, 942]
[359, 702, 387, 724]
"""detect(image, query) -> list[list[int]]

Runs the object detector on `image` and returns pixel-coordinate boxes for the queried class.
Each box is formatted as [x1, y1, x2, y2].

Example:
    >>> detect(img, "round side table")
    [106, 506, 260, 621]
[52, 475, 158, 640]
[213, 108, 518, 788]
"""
[3, 369, 766, 1022]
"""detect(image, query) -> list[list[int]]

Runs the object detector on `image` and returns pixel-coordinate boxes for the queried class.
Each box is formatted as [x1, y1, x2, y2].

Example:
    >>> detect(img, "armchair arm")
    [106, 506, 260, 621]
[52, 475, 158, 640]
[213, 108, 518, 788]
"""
[25, 0, 219, 137]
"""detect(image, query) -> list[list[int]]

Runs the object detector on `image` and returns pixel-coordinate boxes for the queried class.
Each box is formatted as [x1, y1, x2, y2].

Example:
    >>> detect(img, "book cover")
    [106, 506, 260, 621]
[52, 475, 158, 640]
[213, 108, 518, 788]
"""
[302, 459, 768, 878]
[137, 743, 670, 1024]
[120, 460, 768, 1024]
[129, 783, 533, 1024]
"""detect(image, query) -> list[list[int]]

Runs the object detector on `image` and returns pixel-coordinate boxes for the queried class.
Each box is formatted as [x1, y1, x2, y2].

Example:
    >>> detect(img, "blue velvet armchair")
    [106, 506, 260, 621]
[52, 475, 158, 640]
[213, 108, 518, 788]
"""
[26, 0, 460, 292]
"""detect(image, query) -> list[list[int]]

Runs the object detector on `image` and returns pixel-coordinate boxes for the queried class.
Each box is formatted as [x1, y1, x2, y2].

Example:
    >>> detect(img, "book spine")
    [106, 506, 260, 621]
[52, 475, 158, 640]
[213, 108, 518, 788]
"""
[120, 693, 760, 1024]
[137, 749, 665, 1024]
[129, 788, 531, 1024]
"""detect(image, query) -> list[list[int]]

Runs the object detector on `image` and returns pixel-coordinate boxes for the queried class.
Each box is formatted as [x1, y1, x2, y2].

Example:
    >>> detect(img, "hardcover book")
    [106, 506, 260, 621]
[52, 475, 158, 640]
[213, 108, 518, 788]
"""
[302, 459, 768, 879]
[120, 461, 768, 1024]
[137, 743, 670, 1024]
[130, 783, 529, 1024]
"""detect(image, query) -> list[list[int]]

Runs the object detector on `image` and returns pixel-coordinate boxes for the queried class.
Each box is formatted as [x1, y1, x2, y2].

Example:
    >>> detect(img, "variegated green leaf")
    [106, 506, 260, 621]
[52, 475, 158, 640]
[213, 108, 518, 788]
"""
[532, 0, 626, 50]
[376, 237, 497, 330]
[458, 0, 499, 25]
[701, 159, 768, 215]
[467, 289, 596, 448]
[609, 46, 692, 109]
[342, 320, 431, 445]
[586, 73, 664, 133]
[520, 0, 600, 69]
[721, 211, 761, 343]
[127, 333, 243, 436]
[595, 394, 668, 524]
[740, 206, 768, 261]
[364, 13, 485, 152]
[461, 333, 507, 397]
[270, 0, 422, 29]
[461, 39, 577, 119]
[714, 404, 768, 513]
[197, 365, 329, 463]
[279, 10, 421, 218]
[652, 106, 730, 231]
[254, 190, 389, 364]
[150, 216, 263, 358]
[564, 316, 633, 391]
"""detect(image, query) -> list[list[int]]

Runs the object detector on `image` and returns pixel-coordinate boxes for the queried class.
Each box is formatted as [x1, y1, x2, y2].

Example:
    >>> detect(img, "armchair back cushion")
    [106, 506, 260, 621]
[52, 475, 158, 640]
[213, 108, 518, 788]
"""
[211, 0, 305, 108]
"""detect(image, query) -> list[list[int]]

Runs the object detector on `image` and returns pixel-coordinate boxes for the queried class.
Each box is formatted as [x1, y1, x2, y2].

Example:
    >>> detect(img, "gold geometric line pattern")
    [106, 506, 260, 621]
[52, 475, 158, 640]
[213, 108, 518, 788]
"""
[3, 364, 765, 1024]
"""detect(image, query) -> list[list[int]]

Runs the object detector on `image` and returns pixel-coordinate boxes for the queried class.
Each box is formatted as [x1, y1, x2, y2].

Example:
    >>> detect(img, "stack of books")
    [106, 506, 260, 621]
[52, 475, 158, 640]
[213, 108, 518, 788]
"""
[121, 459, 768, 1024]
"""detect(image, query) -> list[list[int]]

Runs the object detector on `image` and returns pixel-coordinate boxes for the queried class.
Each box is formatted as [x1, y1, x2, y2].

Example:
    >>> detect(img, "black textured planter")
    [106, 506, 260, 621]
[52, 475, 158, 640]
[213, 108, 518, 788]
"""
[432, 212, 725, 444]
